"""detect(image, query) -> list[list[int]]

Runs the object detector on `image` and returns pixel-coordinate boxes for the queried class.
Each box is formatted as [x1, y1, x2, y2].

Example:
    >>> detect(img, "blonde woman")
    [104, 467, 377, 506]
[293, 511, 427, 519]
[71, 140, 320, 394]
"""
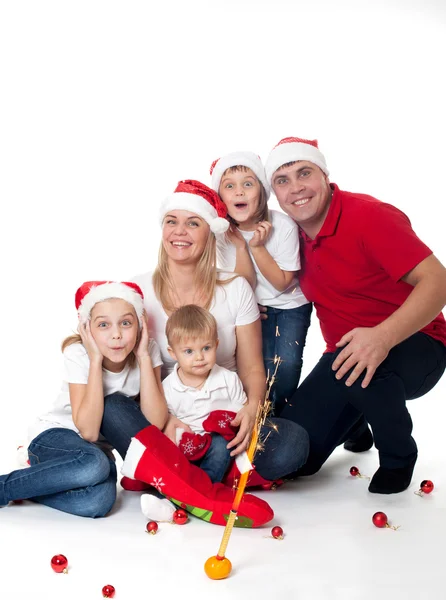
[100, 180, 309, 484]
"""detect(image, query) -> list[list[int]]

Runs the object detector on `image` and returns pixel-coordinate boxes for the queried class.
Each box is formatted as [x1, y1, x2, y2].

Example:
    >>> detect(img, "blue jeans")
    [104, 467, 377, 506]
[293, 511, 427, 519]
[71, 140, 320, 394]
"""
[262, 303, 312, 415]
[0, 428, 116, 517]
[197, 434, 232, 483]
[100, 393, 309, 481]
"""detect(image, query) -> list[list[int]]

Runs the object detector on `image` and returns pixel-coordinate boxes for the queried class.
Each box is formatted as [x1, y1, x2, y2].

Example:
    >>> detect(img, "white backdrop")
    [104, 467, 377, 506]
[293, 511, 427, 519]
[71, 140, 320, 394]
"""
[2, 0, 445, 444]
[1, 2, 446, 598]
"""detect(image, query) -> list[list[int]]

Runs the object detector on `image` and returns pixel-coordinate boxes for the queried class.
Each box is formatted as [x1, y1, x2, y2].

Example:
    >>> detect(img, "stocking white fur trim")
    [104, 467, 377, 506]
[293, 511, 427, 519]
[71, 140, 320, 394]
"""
[235, 451, 252, 475]
[175, 428, 186, 446]
[121, 437, 146, 479]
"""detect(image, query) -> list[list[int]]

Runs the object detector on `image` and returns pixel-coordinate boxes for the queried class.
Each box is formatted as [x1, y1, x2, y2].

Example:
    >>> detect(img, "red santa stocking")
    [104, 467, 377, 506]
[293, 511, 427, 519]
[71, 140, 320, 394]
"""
[121, 425, 273, 528]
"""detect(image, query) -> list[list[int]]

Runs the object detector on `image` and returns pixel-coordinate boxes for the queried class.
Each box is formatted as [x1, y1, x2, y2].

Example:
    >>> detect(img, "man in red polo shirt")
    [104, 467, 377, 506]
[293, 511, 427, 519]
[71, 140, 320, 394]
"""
[265, 137, 446, 494]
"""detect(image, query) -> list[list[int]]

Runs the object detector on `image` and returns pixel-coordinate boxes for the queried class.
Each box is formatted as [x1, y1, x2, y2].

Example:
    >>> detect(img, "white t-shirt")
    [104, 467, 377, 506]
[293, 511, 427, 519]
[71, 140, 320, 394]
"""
[130, 271, 259, 379]
[216, 209, 309, 309]
[28, 340, 163, 445]
[163, 363, 247, 435]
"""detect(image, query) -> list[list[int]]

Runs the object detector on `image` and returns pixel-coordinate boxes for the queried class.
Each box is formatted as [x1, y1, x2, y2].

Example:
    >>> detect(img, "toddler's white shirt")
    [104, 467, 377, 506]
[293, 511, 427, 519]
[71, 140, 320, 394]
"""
[163, 363, 247, 435]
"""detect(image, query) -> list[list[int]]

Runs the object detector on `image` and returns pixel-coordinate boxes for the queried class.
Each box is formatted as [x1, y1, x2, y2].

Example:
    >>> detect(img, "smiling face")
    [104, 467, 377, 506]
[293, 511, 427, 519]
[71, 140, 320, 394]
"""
[162, 210, 211, 265]
[218, 167, 262, 230]
[89, 299, 139, 372]
[272, 161, 332, 239]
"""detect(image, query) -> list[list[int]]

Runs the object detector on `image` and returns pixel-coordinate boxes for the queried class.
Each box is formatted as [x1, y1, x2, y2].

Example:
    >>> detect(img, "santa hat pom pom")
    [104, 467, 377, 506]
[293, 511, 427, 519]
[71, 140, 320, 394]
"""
[210, 217, 230, 234]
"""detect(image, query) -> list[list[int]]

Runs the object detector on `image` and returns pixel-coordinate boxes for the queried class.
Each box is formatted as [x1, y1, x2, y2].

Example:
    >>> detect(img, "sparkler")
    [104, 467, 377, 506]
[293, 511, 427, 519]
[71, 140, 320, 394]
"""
[204, 361, 280, 580]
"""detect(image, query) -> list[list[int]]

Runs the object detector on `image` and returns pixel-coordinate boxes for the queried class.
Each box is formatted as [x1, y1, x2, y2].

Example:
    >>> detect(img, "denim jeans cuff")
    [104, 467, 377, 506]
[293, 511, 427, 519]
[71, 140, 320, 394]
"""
[0, 480, 6, 506]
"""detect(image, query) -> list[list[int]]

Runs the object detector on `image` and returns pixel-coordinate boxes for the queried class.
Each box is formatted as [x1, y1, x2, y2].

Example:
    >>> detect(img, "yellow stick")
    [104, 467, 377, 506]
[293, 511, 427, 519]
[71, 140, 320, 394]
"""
[215, 421, 261, 558]
[205, 361, 280, 579]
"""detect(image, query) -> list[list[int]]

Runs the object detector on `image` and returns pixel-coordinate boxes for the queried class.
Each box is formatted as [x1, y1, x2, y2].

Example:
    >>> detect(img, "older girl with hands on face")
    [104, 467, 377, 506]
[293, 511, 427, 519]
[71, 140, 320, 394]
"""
[0, 282, 167, 517]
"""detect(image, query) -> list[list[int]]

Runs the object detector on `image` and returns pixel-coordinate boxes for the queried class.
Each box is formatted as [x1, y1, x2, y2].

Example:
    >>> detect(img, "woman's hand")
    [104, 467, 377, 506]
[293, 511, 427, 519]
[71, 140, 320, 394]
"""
[227, 404, 257, 456]
[163, 414, 193, 444]
[249, 221, 272, 248]
[134, 311, 151, 361]
[226, 224, 247, 250]
[78, 320, 103, 363]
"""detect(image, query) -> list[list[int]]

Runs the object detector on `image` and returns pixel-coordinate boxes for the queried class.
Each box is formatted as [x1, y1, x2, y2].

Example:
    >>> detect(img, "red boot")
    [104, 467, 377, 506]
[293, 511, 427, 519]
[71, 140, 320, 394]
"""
[122, 426, 274, 528]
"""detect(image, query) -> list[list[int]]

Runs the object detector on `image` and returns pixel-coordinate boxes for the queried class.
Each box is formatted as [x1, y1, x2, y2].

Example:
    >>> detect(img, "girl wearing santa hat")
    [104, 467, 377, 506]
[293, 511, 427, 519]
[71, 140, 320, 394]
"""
[0, 281, 167, 516]
[210, 152, 312, 416]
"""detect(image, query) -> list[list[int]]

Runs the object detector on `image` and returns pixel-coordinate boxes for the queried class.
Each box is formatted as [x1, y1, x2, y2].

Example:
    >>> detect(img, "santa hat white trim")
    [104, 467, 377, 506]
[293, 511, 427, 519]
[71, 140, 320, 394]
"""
[211, 151, 271, 200]
[159, 192, 229, 234]
[78, 282, 144, 325]
[265, 142, 329, 185]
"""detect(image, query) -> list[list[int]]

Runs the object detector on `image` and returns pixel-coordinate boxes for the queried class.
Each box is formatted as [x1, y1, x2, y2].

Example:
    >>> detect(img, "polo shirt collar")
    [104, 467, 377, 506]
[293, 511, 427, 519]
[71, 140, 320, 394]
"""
[300, 183, 342, 243]
[171, 363, 227, 393]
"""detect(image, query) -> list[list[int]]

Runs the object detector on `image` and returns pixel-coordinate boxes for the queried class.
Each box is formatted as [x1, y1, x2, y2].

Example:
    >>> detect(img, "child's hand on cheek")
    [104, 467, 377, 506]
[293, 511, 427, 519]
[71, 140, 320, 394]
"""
[249, 221, 272, 248]
[78, 320, 103, 363]
[226, 224, 247, 250]
[135, 311, 151, 362]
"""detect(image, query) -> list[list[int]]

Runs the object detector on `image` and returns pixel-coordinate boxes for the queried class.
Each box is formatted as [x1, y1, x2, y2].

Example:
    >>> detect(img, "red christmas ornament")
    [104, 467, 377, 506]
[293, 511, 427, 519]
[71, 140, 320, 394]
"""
[102, 584, 116, 598]
[349, 465, 370, 479]
[420, 480, 434, 494]
[271, 525, 284, 539]
[146, 521, 158, 535]
[372, 511, 388, 528]
[173, 508, 188, 525]
[372, 511, 400, 530]
[50, 554, 68, 574]
[415, 479, 435, 496]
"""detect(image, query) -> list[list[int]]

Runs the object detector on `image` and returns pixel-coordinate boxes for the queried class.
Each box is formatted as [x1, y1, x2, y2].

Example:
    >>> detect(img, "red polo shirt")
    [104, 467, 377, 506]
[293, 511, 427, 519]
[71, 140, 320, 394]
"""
[299, 184, 446, 352]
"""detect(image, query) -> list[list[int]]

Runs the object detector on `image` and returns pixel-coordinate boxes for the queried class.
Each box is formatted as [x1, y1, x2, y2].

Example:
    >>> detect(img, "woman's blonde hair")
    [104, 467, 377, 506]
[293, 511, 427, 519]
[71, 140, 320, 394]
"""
[166, 305, 218, 347]
[221, 165, 269, 227]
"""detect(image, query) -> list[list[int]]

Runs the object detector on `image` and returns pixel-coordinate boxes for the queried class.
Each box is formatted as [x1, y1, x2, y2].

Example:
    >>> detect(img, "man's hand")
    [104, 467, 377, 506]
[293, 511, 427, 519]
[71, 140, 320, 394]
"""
[227, 404, 257, 456]
[332, 327, 391, 388]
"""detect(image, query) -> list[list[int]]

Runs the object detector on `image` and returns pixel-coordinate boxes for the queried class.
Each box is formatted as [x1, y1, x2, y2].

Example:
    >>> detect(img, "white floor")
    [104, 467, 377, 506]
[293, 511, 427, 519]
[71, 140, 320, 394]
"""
[1, 380, 445, 600]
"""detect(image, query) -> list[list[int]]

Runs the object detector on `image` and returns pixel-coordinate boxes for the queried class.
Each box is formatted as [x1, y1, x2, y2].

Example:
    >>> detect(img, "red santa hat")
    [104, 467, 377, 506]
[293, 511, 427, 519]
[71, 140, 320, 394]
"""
[159, 180, 229, 235]
[265, 137, 329, 185]
[75, 281, 145, 325]
[209, 151, 270, 200]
